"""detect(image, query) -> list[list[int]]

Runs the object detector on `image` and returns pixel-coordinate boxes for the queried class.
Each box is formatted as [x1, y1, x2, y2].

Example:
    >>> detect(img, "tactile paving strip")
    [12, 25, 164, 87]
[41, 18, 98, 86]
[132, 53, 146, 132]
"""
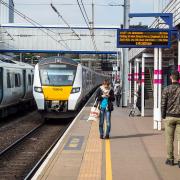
[78, 121, 102, 180]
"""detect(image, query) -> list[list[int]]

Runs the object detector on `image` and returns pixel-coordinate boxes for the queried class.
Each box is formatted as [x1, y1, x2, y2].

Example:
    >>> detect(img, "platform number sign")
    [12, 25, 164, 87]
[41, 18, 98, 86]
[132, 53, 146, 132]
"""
[117, 29, 171, 48]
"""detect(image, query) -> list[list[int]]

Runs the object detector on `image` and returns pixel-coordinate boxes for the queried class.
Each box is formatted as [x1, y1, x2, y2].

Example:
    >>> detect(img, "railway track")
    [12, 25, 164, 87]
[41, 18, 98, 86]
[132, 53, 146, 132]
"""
[0, 111, 42, 153]
[0, 120, 70, 179]
[0, 89, 94, 179]
[0, 123, 43, 157]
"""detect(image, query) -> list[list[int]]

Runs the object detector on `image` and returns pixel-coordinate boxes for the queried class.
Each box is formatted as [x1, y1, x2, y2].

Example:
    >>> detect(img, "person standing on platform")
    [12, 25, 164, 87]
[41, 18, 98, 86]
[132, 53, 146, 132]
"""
[95, 79, 115, 139]
[114, 80, 122, 107]
[136, 80, 149, 115]
[161, 71, 180, 167]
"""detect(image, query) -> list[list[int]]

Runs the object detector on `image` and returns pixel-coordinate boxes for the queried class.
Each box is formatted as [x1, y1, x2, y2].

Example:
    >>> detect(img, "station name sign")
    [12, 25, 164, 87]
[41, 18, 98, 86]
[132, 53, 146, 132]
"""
[117, 29, 171, 48]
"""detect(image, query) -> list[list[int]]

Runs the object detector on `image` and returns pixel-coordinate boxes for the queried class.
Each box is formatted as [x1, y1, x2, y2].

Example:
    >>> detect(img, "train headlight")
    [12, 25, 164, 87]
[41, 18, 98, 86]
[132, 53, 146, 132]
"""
[34, 87, 43, 93]
[71, 87, 80, 94]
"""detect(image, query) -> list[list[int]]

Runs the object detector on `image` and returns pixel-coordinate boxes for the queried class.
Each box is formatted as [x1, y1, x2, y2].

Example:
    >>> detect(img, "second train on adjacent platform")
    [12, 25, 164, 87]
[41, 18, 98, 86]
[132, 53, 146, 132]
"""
[0, 56, 34, 118]
[33, 56, 109, 119]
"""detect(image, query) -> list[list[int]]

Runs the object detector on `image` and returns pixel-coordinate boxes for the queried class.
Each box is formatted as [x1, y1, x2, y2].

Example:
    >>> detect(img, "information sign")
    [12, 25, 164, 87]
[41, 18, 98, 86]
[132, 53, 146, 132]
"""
[117, 29, 171, 48]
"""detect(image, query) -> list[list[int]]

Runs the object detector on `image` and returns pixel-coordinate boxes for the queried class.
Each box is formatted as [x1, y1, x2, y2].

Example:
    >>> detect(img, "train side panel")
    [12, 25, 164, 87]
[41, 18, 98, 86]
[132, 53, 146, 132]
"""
[1, 67, 24, 107]
[68, 64, 82, 111]
[33, 64, 45, 110]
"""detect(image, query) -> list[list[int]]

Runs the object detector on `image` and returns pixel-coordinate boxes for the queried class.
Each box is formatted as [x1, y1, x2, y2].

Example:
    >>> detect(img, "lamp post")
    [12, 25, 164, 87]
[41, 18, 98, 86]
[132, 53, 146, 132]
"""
[122, 0, 130, 107]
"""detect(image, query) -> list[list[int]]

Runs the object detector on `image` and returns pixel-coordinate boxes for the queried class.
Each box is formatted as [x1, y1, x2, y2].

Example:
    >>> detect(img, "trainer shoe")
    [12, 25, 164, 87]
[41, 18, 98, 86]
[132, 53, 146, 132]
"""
[104, 135, 109, 139]
[100, 135, 104, 139]
[165, 159, 174, 166]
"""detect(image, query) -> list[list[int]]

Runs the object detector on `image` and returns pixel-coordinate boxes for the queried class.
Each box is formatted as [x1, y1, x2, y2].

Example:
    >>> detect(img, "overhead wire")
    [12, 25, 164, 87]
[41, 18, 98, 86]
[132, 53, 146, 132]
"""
[80, 0, 91, 23]
[14, 3, 119, 7]
[0, 0, 71, 50]
[76, 0, 90, 28]
[76, 0, 98, 51]
[50, 3, 81, 40]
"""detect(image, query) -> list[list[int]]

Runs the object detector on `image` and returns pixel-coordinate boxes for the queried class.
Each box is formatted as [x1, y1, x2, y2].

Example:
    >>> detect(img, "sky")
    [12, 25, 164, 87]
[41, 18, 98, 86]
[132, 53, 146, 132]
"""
[10, 0, 172, 27]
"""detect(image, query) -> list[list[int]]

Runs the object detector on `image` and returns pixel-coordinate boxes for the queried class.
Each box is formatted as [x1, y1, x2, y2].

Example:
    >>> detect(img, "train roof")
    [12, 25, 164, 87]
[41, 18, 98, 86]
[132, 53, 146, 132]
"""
[39, 56, 78, 66]
[0, 57, 34, 69]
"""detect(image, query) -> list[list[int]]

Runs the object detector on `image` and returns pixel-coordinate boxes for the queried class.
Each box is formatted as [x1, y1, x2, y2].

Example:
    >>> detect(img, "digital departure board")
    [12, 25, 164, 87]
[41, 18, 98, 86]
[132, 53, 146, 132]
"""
[117, 29, 171, 48]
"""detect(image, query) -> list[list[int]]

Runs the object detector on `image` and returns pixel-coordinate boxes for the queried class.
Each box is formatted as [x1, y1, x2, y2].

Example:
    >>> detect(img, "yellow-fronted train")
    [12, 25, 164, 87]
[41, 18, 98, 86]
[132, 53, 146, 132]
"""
[33, 56, 109, 119]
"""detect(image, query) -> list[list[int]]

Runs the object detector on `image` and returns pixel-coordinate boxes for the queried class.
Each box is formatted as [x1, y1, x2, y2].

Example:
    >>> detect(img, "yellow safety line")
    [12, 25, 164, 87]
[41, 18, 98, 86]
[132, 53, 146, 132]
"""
[106, 139, 113, 180]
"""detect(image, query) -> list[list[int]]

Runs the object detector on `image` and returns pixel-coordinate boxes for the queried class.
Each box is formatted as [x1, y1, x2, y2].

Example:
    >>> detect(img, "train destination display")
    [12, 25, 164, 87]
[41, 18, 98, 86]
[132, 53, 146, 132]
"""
[117, 29, 171, 48]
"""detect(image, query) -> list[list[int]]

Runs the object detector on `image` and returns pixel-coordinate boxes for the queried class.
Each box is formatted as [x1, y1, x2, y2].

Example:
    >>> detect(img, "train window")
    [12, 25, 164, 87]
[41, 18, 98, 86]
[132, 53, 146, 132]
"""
[7, 72, 11, 88]
[19, 74, 21, 86]
[28, 74, 32, 86]
[32, 75, 34, 85]
[15, 73, 21, 87]
[15, 74, 18, 87]
[0, 68, 2, 102]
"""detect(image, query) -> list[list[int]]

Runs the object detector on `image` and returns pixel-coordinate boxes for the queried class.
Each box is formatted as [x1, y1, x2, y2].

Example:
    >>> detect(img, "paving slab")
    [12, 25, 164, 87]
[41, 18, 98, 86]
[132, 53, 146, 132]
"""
[110, 107, 180, 180]
[32, 99, 180, 180]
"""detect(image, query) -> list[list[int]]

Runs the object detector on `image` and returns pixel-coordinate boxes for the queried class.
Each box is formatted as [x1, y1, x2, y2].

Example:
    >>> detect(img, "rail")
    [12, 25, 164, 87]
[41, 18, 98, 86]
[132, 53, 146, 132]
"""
[0, 123, 43, 157]
[24, 123, 70, 180]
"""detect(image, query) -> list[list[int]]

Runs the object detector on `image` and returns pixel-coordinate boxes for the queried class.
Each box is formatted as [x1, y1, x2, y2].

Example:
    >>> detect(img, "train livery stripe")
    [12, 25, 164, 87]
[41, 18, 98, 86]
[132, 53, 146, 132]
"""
[42, 86, 72, 100]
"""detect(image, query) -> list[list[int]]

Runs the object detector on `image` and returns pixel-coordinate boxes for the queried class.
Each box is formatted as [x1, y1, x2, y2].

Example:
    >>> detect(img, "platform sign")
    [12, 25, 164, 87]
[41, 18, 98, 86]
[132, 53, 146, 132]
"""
[117, 29, 171, 48]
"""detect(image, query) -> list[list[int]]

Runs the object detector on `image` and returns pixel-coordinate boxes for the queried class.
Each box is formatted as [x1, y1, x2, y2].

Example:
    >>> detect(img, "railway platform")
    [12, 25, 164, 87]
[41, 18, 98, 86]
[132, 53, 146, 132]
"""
[32, 95, 180, 180]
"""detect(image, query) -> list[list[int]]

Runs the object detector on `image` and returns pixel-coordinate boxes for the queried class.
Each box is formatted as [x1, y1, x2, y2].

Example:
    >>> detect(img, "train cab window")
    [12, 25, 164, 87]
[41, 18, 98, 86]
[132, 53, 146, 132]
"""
[40, 64, 77, 86]
[7, 72, 11, 88]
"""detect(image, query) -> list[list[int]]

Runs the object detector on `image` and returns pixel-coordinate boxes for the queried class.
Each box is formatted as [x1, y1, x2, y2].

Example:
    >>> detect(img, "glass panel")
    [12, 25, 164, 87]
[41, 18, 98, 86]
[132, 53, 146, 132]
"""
[40, 64, 77, 86]
[28, 74, 31, 86]
[0, 68, 2, 102]
[7, 72, 11, 88]
[15, 74, 18, 87]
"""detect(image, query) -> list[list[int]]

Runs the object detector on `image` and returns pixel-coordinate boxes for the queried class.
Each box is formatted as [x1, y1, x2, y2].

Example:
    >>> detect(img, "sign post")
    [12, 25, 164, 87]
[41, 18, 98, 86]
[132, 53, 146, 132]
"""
[116, 13, 175, 130]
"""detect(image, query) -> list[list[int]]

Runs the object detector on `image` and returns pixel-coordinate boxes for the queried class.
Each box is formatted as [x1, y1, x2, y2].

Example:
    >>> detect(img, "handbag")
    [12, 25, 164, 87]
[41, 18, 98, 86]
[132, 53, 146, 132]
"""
[87, 99, 100, 121]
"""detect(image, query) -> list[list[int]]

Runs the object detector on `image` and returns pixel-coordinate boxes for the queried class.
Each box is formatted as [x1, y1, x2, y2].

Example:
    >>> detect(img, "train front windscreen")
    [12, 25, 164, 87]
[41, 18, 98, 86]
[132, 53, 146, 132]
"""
[40, 64, 77, 86]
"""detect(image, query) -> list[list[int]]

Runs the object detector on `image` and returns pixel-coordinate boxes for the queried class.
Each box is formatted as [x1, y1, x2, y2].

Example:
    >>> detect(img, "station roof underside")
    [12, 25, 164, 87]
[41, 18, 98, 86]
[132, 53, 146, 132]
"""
[0, 25, 119, 54]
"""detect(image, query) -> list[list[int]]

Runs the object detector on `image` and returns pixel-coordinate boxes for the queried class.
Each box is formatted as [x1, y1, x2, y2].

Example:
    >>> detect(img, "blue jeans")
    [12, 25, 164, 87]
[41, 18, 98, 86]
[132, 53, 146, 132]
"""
[99, 109, 111, 136]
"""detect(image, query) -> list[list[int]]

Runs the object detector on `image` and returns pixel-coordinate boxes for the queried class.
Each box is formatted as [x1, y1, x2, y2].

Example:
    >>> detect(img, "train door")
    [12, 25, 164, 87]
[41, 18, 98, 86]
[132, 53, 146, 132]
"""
[27, 71, 33, 97]
[22, 70, 26, 98]
[82, 69, 86, 91]
[0, 67, 3, 103]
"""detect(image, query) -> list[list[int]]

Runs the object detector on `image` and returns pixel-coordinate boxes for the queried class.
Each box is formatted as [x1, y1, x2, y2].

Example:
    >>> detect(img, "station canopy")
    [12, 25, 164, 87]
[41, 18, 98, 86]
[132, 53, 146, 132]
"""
[0, 24, 119, 54]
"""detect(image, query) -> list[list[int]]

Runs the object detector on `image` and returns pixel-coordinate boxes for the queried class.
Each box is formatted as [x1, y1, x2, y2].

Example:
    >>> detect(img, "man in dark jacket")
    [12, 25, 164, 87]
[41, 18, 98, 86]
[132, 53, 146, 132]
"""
[161, 70, 180, 167]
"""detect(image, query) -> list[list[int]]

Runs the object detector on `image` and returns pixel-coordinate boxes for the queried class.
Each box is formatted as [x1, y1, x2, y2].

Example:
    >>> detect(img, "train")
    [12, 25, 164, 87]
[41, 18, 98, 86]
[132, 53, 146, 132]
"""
[0, 56, 34, 118]
[33, 56, 109, 119]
